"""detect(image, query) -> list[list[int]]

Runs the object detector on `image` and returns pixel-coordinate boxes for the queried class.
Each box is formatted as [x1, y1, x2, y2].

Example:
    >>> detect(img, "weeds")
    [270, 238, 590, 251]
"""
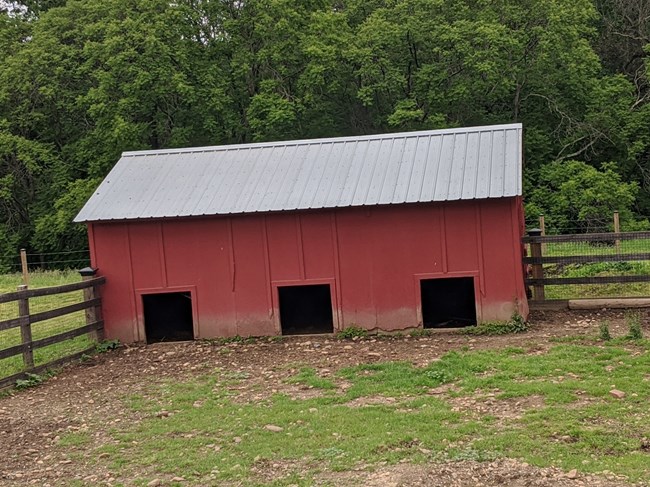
[15, 372, 47, 389]
[206, 335, 256, 345]
[625, 312, 643, 340]
[409, 329, 433, 338]
[461, 313, 528, 336]
[336, 326, 368, 339]
[96, 339, 120, 353]
[598, 321, 611, 341]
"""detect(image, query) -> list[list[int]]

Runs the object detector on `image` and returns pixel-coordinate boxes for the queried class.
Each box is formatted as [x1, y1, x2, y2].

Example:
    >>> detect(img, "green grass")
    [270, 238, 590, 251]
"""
[541, 239, 649, 257]
[78, 343, 650, 485]
[0, 270, 93, 381]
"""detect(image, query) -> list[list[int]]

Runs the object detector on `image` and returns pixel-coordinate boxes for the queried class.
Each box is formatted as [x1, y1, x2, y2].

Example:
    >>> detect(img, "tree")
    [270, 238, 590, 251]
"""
[525, 160, 647, 233]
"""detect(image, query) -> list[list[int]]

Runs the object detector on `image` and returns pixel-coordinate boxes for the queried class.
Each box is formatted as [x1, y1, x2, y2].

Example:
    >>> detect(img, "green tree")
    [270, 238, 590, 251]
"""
[525, 160, 646, 233]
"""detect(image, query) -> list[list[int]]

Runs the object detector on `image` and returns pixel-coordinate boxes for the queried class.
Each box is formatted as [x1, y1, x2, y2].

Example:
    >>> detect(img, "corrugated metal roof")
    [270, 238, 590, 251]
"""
[74, 123, 522, 222]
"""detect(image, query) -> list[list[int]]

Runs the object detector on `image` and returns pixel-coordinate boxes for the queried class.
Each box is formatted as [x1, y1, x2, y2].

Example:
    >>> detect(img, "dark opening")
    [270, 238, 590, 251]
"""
[421, 277, 477, 328]
[143, 292, 194, 343]
[279, 284, 334, 335]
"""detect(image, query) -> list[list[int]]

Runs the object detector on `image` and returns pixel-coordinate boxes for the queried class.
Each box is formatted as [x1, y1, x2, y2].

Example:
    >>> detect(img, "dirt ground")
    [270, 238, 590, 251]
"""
[0, 309, 647, 486]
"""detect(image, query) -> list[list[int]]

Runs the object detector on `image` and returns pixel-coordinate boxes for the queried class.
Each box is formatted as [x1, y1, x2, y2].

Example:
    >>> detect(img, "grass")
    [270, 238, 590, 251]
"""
[72, 342, 650, 485]
[0, 270, 93, 381]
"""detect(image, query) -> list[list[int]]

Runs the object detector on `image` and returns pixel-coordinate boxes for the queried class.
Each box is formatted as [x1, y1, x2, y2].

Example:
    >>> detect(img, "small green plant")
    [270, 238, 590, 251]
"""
[96, 339, 120, 353]
[336, 326, 368, 339]
[212, 335, 257, 345]
[461, 313, 528, 336]
[15, 372, 46, 390]
[599, 321, 612, 341]
[409, 329, 433, 337]
[625, 312, 643, 340]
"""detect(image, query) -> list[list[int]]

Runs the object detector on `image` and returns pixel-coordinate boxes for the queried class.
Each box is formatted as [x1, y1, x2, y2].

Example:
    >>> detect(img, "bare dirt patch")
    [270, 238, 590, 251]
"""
[323, 458, 631, 487]
[0, 309, 646, 486]
[448, 392, 545, 421]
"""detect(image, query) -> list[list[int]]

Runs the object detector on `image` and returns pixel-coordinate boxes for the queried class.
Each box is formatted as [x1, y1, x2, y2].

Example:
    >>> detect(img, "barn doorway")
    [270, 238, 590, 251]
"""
[143, 292, 194, 343]
[420, 277, 477, 328]
[279, 284, 334, 335]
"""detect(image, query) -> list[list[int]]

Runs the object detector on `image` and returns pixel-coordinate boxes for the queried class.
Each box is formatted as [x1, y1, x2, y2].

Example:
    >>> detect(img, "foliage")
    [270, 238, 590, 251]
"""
[461, 313, 528, 336]
[526, 160, 646, 233]
[15, 372, 46, 389]
[409, 329, 434, 338]
[336, 326, 368, 339]
[96, 339, 119, 353]
[0, 0, 649, 259]
[598, 321, 611, 341]
[625, 311, 643, 340]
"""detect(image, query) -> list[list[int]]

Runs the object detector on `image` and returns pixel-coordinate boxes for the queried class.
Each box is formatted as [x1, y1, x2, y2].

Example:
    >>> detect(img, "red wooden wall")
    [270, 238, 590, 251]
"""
[88, 198, 528, 343]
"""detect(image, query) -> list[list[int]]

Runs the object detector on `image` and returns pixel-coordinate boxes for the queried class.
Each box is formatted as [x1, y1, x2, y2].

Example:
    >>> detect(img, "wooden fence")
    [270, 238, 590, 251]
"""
[0, 273, 105, 389]
[522, 230, 650, 305]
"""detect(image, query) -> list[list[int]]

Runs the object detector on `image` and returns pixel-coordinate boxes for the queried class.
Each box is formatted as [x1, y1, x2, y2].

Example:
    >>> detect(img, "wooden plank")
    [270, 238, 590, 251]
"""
[0, 316, 28, 332]
[30, 321, 103, 351]
[0, 343, 26, 360]
[0, 346, 97, 391]
[529, 300, 569, 310]
[522, 231, 650, 244]
[0, 277, 105, 304]
[523, 253, 650, 265]
[569, 298, 650, 310]
[30, 297, 101, 324]
[525, 275, 650, 286]
[0, 321, 103, 360]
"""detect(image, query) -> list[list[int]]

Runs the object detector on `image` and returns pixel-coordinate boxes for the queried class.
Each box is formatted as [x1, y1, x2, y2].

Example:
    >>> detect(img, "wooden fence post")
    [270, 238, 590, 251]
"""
[613, 211, 621, 252]
[17, 284, 34, 369]
[20, 249, 29, 287]
[528, 228, 545, 301]
[79, 267, 102, 342]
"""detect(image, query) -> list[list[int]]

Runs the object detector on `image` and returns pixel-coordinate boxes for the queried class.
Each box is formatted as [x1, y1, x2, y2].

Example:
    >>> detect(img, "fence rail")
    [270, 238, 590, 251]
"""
[523, 230, 650, 303]
[0, 273, 104, 389]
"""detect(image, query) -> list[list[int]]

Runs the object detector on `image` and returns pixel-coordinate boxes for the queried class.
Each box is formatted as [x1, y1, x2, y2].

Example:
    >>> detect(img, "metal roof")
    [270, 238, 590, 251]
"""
[74, 123, 522, 222]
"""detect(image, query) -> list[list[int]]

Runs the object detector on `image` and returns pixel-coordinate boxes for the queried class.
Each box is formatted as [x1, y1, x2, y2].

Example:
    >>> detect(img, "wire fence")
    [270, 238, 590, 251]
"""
[523, 230, 650, 301]
[0, 251, 96, 385]
[1, 249, 91, 273]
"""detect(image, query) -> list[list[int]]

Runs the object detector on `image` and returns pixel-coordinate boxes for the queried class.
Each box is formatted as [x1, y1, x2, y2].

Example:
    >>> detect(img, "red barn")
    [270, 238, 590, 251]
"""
[75, 124, 528, 343]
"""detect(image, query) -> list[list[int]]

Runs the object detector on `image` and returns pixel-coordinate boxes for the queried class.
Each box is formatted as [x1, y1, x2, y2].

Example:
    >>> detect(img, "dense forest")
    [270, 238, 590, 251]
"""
[1, 0, 649, 268]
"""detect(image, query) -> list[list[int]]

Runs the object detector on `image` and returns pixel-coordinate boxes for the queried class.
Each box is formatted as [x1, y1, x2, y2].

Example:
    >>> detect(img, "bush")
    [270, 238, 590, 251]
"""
[525, 160, 642, 234]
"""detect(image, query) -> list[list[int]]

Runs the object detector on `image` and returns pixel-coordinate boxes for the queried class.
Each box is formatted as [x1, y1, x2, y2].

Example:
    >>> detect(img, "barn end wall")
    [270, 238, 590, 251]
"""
[88, 199, 528, 343]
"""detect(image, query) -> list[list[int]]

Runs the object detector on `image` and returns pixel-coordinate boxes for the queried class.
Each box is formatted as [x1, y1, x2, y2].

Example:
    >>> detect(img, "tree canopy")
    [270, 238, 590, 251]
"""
[1, 0, 649, 266]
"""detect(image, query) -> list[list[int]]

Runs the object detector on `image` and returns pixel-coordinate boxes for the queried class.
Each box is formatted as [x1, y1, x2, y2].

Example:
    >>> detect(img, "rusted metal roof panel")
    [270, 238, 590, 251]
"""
[74, 123, 523, 222]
